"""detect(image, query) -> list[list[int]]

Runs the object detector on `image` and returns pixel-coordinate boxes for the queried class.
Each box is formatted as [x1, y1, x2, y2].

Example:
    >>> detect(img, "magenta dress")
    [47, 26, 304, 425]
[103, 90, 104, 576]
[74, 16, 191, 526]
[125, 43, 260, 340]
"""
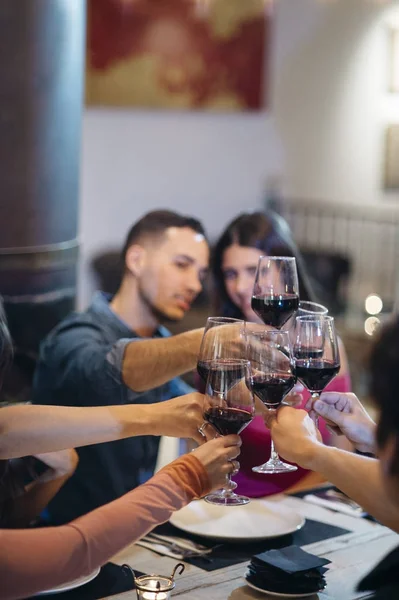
[233, 373, 352, 497]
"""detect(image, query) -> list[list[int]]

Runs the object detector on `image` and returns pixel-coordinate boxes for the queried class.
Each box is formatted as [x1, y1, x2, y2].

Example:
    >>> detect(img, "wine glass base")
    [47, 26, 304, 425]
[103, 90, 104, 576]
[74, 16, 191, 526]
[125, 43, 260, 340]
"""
[252, 460, 298, 474]
[204, 492, 250, 506]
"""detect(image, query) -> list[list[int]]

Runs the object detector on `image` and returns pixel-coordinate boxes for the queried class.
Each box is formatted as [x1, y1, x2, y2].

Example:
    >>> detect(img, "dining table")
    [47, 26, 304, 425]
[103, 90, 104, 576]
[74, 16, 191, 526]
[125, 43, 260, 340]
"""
[102, 474, 398, 600]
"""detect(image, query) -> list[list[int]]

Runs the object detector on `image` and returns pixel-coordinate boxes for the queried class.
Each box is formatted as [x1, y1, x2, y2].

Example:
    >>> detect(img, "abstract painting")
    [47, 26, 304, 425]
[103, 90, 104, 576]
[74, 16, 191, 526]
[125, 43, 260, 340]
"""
[86, 0, 270, 111]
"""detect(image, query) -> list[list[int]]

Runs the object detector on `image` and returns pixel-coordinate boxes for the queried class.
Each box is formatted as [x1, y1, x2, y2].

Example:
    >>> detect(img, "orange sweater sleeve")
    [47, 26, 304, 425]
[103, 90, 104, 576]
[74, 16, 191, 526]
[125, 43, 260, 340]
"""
[0, 453, 209, 600]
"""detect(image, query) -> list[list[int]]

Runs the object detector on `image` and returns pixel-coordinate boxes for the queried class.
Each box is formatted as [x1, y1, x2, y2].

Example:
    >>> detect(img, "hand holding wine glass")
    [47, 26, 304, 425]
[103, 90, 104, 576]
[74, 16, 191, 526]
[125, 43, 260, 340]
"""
[251, 256, 299, 329]
[202, 359, 255, 506]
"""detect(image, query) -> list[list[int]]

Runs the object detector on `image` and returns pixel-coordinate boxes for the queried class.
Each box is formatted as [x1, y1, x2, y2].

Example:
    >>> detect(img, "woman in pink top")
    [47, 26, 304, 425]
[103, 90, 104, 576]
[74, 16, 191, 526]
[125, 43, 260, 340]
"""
[211, 211, 352, 497]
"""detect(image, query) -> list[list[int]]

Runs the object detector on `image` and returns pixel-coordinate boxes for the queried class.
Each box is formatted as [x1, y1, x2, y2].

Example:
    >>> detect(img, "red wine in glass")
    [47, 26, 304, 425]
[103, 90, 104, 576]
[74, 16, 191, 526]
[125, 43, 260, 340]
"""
[204, 407, 253, 436]
[251, 372, 296, 408]
[197, 358, 248, 391]
[251, 257, 299, 330]
[202, 359, 255, 506]
[245, 325, 298, 474]
[293, 315, 341, 425]
[295, 359, 340, 393]
[293, 346, 324, 360]
[251, 294, 299, 329]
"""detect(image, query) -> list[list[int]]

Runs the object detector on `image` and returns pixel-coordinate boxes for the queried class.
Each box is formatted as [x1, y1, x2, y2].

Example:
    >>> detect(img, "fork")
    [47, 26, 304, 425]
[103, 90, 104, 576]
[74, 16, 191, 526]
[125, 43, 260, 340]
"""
[325, 489, 365, 512]
[145, 532, 212, 553]
[136, 538, 215, 562]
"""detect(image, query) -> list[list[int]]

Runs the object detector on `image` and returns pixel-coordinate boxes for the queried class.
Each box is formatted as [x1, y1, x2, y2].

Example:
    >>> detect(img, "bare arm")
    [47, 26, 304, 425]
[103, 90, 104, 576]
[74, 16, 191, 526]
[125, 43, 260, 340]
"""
[269, 407, 399, 532]
[308, 447, 399, 531]
[0, 393, 211, 459]
[122, 328, 203, 391]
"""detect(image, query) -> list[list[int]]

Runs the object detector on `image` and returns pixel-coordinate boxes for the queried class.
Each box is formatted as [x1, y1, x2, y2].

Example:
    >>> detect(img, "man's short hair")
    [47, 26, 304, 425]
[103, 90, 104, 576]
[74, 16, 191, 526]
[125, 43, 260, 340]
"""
[121, 209, 207, 266]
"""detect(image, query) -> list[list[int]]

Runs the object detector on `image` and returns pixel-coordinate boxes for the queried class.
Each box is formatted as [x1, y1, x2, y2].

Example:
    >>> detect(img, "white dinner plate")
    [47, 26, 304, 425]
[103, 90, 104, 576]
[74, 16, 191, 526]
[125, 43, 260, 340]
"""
[246, 579, 322, 597]
[34, 567, 101, 596]
[169, 498, 305, 542]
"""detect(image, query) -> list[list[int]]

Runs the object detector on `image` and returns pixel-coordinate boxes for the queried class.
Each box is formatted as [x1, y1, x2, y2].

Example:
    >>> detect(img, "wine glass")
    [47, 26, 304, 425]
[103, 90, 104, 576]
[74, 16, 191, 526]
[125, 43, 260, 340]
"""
[288, 301, 328, 346]
[245, 325, 298, 474]
[298, 300, 328, 317]
[251, 256, 299, 329]
[203, 359, 255, 506]
[293, 315, 340, 424]
[197, 317, 244, 386]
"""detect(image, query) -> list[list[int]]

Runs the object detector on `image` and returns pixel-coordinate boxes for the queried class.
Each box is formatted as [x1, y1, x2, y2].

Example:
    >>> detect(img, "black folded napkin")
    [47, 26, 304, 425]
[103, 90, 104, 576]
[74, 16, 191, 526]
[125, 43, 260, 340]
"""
[246, 545, 330, 595]
[26, 563, 143, 600]
[154, 518, 349, 572]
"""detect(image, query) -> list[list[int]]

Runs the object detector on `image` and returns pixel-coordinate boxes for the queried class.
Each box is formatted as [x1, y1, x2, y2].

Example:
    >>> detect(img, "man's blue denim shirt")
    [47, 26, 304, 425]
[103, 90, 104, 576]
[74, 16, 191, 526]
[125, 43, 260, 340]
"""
[32, 292, 193, 524]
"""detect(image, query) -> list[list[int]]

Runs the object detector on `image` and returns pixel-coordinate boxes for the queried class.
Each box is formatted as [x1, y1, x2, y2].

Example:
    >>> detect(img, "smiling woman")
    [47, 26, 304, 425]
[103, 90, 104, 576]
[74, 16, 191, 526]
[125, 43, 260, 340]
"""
[213, 211, 314, 323]
[207, 210, 352, 498]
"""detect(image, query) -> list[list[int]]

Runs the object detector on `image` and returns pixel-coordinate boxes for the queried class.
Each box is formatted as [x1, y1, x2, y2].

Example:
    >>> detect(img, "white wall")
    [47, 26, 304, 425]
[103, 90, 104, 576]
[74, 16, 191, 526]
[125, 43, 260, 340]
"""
[79, 0, 399, 308]
[275, 0, 399, 204]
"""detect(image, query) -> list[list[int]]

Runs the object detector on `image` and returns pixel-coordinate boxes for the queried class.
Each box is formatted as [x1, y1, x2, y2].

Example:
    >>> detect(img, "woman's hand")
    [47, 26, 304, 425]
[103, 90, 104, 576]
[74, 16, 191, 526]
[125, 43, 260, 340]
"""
[154, 393, 217, 445]
[190, 435, 241, 491]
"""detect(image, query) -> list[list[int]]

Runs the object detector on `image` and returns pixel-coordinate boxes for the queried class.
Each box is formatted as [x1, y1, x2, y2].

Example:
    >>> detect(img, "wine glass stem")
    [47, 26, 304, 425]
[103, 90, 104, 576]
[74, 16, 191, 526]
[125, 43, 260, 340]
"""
[311, 392, 320, 428]
[266, 408, 280, 463]
[224, 474, 233, 496]
[223, 471, 238, 497]
[270, 439, 279, 462]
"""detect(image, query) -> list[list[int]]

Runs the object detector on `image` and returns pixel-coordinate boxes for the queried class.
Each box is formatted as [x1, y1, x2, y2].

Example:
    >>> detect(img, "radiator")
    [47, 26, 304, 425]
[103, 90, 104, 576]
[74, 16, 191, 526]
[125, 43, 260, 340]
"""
[283, 199, 399, 311]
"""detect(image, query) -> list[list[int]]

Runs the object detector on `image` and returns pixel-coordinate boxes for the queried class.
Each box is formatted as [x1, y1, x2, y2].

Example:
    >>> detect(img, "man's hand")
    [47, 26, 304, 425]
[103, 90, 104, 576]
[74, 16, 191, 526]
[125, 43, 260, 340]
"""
[155, 393, 216, 445]
[203, 322, 246, 359]
[265, 406, 322, 470]
[305, 392, 376, 453]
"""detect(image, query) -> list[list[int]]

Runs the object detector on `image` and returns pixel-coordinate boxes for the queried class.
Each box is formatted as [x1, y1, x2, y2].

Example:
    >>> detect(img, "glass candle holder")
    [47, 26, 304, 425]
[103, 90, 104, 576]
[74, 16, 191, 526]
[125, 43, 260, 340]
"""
[135, 574, 174, 600]
[123, 562, 185, 600]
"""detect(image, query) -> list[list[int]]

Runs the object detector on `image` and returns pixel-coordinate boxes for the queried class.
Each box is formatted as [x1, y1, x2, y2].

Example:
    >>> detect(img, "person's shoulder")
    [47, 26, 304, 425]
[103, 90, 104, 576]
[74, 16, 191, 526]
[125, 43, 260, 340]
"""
[47, 309, 101, 338]
[39, 305, 107, 357]
[56, 308, 101, 332]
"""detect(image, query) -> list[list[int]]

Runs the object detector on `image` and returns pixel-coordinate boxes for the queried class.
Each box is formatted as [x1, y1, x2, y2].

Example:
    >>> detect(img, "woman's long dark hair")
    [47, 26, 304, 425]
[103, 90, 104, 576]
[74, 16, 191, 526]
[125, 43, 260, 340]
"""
[212, 211, 316, 319]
